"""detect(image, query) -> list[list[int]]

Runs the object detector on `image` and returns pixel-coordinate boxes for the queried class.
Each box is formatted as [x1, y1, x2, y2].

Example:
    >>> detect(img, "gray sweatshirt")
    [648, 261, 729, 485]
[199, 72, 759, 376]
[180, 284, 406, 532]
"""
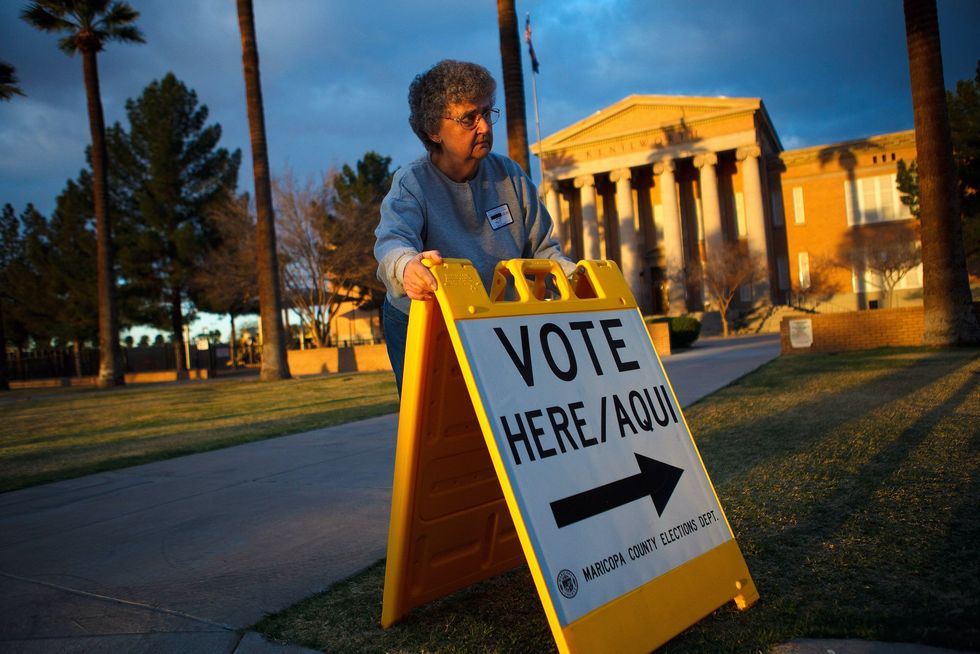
[374, 152, 575, 315]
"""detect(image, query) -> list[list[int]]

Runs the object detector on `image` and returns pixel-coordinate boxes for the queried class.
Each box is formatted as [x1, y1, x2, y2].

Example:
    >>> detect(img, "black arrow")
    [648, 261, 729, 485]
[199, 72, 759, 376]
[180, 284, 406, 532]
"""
[549, 454, 684, 529]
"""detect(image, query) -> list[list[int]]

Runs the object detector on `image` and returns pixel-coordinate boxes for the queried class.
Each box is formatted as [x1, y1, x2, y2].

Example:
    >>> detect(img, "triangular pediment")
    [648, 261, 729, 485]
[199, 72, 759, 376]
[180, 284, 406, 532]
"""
[539, 95, 762, 151]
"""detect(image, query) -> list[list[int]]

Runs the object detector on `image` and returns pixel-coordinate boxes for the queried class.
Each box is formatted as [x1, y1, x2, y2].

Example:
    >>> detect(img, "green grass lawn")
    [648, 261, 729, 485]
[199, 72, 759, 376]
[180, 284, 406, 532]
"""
[252, 347, 980, 653]
[0, 371, 398, 493]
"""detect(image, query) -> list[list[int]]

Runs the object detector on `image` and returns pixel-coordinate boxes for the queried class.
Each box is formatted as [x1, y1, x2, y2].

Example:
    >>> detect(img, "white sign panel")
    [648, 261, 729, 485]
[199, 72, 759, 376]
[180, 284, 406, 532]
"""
[456, 308, 731, 625]
[789, 319, 813, 348]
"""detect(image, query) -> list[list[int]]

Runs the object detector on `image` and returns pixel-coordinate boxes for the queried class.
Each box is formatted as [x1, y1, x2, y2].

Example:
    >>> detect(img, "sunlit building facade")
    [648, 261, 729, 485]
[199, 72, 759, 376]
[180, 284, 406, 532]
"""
[533, 95, 920, 318]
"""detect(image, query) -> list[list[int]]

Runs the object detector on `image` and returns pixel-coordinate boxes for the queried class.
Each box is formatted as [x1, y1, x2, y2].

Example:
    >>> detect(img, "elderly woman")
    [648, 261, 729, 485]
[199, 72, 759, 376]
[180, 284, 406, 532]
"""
[374, 59, 574, 393]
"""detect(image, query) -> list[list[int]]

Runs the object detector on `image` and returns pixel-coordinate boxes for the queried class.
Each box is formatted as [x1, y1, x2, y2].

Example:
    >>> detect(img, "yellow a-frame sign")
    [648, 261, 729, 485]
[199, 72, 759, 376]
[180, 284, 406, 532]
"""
[382, 258, 757, 653]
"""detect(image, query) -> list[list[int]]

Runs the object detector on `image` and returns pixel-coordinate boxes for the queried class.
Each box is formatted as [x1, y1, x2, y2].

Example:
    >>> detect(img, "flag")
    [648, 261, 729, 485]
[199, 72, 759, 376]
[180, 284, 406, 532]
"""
[524, 13, 539, 74]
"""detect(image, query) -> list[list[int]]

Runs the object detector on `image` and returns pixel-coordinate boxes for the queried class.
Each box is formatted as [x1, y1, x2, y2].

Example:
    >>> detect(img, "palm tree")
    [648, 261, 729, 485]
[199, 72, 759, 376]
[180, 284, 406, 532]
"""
[236, 0, 290, 380]
[496, 0, 531, 174]
[0, 61, 25, 100]
[903, 0, 980, 344]
[21, 0, 144, 386]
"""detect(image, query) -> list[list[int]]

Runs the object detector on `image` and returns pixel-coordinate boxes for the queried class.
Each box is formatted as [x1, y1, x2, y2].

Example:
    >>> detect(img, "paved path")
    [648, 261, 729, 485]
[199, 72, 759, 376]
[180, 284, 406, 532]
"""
[0, 335, 783, 653]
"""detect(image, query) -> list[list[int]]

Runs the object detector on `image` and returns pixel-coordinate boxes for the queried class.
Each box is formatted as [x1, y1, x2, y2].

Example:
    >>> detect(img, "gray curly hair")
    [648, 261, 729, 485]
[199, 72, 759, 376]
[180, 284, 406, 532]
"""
[408, 60, 497, 153]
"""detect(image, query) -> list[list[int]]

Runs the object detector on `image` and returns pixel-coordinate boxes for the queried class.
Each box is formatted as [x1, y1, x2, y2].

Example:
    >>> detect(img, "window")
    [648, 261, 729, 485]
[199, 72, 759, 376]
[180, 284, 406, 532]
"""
[844, 174, 913, 225]
[771, 189, 785, 228]
[792, 187, 805, 225]
[798, 252, 810, 290]
[777, 255, 789, 291]
[851, 262, 923, 292]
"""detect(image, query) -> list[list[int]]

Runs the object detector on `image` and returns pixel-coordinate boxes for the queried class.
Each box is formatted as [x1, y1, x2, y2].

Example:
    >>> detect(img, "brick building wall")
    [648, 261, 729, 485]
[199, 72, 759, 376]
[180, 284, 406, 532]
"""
[779, 130, 921, 311]
[287, 344, 391, 376]
[780, 306, 924, 354]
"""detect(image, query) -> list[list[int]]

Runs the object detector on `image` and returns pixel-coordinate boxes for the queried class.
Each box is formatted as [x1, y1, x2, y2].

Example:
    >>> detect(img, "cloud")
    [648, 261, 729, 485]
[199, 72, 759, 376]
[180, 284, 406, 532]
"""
[2, 0, 979, 217]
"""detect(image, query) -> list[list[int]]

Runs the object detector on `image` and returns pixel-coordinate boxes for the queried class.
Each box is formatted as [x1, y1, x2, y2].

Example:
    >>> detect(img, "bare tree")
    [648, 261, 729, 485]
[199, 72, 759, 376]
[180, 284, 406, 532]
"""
[191, 194, 258, 367]
[789, 254, 844, 311]
[275, 159, 387, 348]
[837, 224, 922, 308]
[687, 242, 766, 337]
[275, 171, 333, 347]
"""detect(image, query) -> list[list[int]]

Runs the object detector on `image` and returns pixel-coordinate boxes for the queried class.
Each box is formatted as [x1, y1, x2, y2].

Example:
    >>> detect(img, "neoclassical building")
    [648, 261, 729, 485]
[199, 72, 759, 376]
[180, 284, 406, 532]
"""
[533, 95, 920, 318]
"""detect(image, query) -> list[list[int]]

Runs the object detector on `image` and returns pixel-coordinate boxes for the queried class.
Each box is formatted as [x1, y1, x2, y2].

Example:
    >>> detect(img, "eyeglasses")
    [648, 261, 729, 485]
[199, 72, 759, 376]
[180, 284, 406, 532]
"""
[443, 107, 500, 130]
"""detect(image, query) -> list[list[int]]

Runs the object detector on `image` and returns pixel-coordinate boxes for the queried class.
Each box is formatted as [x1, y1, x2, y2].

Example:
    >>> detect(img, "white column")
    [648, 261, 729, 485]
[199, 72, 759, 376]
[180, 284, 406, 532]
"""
[654, 159, 685, 312]
[694, 152, 722, 257]
[542, 180, 565, 252]
[736, 145, 770, 286]
[574, 174, 600, 260]
[609, 168, 641, 302]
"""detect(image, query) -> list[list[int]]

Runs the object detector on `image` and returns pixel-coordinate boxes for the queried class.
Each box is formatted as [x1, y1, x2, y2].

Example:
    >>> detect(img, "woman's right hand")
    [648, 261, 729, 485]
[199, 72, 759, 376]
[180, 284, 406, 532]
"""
[403, 250, 443, 300]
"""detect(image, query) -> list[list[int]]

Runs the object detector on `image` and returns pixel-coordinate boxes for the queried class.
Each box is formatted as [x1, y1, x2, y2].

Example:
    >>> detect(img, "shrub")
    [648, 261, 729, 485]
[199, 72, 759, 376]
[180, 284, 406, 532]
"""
[645, 315, 702, 349]
[669, 316, 701, 348]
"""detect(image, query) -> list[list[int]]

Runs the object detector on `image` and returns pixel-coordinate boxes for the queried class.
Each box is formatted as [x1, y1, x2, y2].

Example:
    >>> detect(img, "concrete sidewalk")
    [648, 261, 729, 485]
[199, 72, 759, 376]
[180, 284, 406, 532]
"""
[0, 334, 784, 653]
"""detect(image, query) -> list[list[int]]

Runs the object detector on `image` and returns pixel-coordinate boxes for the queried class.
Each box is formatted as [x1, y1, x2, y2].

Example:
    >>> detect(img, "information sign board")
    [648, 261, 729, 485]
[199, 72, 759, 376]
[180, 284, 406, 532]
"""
[382, 258, 757, 654]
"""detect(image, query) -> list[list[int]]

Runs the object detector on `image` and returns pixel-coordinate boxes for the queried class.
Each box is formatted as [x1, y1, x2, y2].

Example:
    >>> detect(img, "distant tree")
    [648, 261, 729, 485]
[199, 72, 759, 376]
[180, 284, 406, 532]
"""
[0, 204, 23, 390]
[0, 61, 25, 100]
[838, 224, 922, 308]
[237, 0, 290, 380]
[1, 187, 101, 377]
[276, 153, 392, 347]
[42, 173, 100, 374]
[191, 193, 258, 367]
[5, 205, 55, 343]
[0, 64, 25, 388]
[109, 73, 240, 375]
[947, 61, 980, 277]
[331, 151, 393, 317]
[22, 0, 145, 387]
[275, 171, 334, 347]
[496, 0, 530, 174]
[896, 159, 920, 218]
[686, 242, 766, 337]
[902, 0, 979, 344]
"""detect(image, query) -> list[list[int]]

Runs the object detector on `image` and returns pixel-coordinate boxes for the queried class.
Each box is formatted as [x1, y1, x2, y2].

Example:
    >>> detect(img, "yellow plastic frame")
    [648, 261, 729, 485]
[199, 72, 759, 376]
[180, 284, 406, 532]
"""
[382, 258, 758, 653]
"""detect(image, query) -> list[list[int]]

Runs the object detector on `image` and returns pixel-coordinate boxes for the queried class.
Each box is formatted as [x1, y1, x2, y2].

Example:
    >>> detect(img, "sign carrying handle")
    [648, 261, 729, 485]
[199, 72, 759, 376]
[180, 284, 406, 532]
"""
[489, 258, 573, 303]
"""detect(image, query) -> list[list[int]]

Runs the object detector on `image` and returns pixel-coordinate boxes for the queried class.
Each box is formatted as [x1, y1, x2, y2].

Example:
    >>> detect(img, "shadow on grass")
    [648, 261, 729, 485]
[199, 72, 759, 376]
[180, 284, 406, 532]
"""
[670, 352, 979, 651]
[251, 349, 980, 654]
[696, 350, 968, 489]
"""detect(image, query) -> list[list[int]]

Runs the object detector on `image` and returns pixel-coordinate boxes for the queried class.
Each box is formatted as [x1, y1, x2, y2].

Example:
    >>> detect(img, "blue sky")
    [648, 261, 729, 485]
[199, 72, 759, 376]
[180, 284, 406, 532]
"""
[1, 0, 978, 337]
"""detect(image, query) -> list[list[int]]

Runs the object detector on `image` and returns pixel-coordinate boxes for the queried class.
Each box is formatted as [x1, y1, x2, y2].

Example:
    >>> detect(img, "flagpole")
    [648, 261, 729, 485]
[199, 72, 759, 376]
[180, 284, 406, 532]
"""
[525, 12, 545, 187]
[530, 61, 544, 186]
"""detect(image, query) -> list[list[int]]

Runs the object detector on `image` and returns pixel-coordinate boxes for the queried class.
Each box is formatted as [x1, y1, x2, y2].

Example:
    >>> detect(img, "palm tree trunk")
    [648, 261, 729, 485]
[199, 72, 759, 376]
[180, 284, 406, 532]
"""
[237, 0, 290, 380]
[497, 0, 531, 174]
[72, 339, 82, 378]
[229, 313, 238, 368]
[171, 287, 187, 378]
[903, 0, 980, 344]
[82, 49, 124, 385]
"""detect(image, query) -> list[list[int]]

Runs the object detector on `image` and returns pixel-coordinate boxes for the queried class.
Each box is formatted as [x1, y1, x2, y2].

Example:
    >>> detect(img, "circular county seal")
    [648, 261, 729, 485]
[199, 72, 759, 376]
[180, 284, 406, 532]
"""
[556, 569, 578, 599]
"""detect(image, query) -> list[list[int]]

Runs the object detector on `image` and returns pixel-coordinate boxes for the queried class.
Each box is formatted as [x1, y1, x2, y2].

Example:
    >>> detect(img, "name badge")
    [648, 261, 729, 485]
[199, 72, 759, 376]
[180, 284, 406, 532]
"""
[485, 203, 515, 230]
